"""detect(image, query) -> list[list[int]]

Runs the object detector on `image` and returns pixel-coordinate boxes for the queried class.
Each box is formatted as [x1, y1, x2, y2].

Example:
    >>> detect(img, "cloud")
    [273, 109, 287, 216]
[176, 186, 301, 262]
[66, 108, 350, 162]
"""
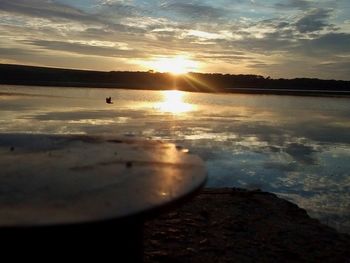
[22, 39, 145, 58]
[308, 32, 350, 53]
[0, 0, 99, 24]
[295, 8, 333, 33]
[0, 0, 350, 79]
[237, 36, 294, 53]
[275, 0, 312, 10]
[96, 1, 150, 24]
[276, 22, 290, 29]
[0, 0, 151, 35]
[280, 32, 350, 74]
[316, 61, 350, 79]
[0, 47, 38, 56]
[161, 2, 226, 21]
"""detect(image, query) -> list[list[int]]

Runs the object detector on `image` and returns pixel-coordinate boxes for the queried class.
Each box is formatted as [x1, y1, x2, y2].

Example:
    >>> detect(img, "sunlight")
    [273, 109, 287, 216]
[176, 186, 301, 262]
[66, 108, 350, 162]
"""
[149, 56, 198, 75]
[156, 90, 195, 114]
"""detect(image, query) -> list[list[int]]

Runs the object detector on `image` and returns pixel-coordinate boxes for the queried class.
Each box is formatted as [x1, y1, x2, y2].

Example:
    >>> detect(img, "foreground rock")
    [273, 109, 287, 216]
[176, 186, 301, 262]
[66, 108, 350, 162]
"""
[144, 188, 350, 263]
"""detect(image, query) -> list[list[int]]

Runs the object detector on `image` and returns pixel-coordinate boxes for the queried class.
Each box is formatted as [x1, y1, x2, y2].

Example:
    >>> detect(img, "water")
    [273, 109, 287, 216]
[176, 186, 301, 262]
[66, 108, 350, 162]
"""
[1, 85, 350, 233]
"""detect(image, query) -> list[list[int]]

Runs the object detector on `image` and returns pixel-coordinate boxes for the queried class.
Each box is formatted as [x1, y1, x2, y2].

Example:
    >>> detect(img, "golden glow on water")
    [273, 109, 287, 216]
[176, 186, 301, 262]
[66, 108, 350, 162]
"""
[156, 90, 195, 114]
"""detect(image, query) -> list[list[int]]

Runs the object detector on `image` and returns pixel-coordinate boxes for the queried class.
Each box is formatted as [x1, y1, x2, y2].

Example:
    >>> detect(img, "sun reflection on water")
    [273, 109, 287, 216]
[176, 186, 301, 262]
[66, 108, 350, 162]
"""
[155, 90, 195, 114]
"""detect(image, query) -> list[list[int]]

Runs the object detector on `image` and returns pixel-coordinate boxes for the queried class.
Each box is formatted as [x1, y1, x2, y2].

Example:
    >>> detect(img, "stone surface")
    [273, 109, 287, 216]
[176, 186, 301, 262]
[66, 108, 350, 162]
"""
[144, 188, 350, 263]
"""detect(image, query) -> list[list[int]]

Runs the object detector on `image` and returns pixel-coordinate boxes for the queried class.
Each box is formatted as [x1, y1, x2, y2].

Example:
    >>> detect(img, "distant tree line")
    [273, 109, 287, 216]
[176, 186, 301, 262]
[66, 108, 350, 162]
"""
[1, 64, 349, 95]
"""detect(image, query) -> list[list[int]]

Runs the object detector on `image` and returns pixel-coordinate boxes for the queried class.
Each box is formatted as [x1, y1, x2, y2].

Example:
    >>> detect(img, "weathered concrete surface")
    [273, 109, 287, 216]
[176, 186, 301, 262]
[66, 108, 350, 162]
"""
[144, 188, 350, 263]
[0, 134, 206, 227]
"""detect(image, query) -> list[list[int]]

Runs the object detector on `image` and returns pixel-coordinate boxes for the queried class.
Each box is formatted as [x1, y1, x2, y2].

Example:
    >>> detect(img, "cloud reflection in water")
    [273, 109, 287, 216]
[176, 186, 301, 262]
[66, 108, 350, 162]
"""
[1, 86, 350, 233]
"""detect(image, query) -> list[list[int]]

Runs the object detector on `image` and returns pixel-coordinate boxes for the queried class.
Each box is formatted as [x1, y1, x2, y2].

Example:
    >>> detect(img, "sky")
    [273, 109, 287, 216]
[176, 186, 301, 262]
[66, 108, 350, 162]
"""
[0, 0, 350, 80]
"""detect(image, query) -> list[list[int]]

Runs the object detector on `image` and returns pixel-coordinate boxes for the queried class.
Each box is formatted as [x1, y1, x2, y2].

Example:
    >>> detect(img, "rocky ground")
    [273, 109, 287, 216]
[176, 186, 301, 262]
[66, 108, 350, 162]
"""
[144, 188, 350, 263]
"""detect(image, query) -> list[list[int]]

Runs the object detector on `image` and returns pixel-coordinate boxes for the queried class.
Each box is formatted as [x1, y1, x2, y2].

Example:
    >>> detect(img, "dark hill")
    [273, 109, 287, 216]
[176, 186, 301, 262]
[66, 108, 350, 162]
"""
[1, 64, 349, 96]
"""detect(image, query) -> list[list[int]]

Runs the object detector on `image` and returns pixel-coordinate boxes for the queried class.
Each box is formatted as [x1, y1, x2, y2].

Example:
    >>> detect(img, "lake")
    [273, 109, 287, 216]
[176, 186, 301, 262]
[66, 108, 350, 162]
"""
[1, 85, 349, 233]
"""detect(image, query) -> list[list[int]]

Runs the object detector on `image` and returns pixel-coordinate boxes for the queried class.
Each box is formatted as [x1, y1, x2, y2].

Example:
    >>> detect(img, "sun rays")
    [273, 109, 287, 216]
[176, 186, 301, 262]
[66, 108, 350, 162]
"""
[147, 56, 198, 75]
[141, 55, 221, 93]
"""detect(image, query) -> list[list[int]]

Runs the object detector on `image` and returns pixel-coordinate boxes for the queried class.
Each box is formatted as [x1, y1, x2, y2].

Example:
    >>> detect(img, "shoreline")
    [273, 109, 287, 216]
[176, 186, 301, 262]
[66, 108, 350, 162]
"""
[1, 83, 350, 98]
[144, 188, 350, 262]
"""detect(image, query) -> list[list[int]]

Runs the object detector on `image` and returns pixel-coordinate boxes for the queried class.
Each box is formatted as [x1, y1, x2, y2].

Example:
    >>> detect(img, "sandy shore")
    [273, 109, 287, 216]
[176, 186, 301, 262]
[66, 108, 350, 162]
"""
[144, 188, 350, 262]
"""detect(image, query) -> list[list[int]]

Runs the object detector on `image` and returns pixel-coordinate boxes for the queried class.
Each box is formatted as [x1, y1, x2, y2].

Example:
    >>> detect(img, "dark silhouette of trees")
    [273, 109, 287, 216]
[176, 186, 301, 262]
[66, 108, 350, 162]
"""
[0, 64, 349, 95]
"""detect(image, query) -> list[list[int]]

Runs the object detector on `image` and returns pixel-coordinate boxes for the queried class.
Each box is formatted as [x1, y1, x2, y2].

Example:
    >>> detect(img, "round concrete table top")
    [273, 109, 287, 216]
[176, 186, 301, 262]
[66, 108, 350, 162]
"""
[0, 134, 206, 227]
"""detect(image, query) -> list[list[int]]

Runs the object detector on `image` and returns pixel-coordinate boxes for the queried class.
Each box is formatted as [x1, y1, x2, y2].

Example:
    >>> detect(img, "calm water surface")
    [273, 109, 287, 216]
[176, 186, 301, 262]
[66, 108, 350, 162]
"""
[1, 85, 350, 233]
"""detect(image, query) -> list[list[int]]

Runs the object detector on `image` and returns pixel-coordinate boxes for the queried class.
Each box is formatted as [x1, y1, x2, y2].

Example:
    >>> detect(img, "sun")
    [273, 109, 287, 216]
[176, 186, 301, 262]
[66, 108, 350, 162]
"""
[148, 56, 198, 75]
